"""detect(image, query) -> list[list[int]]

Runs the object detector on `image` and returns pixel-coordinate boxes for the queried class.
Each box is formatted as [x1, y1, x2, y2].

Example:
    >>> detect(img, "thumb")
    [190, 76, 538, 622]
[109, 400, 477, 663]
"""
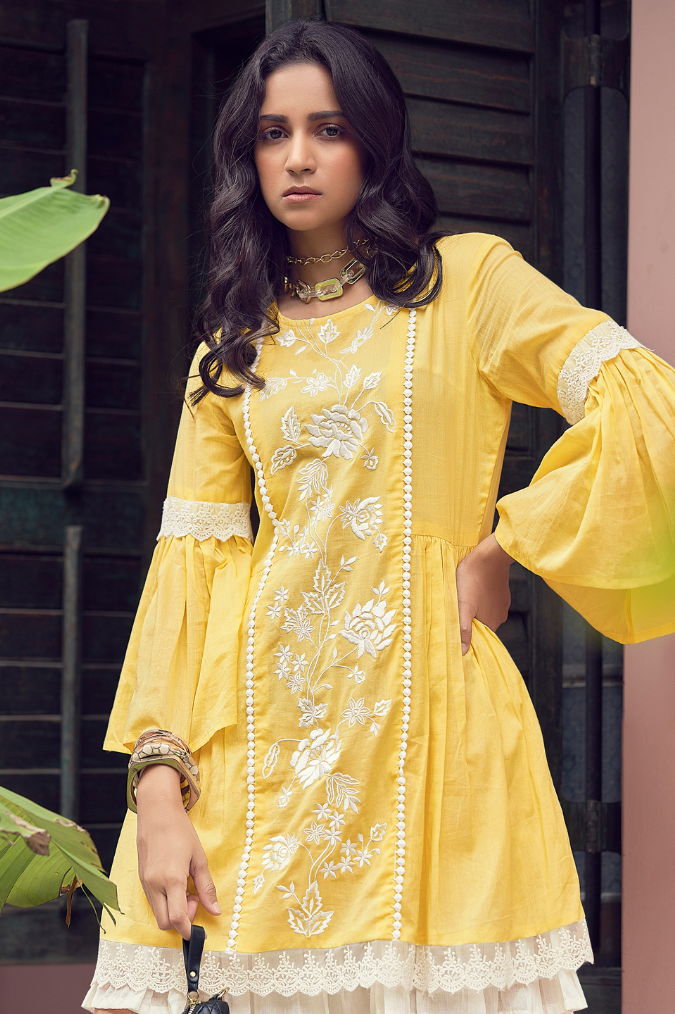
[191, 855, 222, 916]
[458, 598, 477, 656]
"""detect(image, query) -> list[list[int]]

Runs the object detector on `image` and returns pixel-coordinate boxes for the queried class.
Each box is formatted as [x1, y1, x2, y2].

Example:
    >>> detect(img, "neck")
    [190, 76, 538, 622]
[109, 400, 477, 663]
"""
[286, 226, 361, 287]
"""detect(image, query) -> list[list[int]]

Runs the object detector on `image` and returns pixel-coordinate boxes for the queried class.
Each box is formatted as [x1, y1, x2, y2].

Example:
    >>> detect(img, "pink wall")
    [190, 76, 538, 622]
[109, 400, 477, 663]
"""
[623, 1, 675, 1011]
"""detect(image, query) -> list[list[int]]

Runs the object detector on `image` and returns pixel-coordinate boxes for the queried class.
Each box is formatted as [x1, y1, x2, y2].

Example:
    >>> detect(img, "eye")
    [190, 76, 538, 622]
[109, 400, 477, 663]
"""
[319, 124, 346, 138]
[260, 127, 286, 141]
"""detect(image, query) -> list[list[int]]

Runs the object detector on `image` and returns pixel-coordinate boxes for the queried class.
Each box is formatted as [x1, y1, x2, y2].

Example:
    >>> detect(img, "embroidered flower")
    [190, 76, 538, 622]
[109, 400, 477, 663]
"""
[304, 821, 326, 844]
[290, 728, 341, 788]
[278, 329, 298, 347]
[342, 697, 371, 727]
[266, 602, 281, 619]
[329, 810, 345, 830]
[309, 492, 334, 521]
[274, 587, 290, 604]
[322, 826, 342, 846]
[262, 833, 300, 871]
[286, 670, 304, 694]
[341, 599, 396, 658]
[337, 856, 354, 873]
[306, 404, 368, 460]
[339, 496, 382, 540]
[278, 787, 292, 808]
[301, 372, 332, 396]
[320, 861, 338, 880]
[361, 448, 378, 470]
[313, 803, 331, 820]
[346, 665, 366, 683]
[341, 838, 358, 857]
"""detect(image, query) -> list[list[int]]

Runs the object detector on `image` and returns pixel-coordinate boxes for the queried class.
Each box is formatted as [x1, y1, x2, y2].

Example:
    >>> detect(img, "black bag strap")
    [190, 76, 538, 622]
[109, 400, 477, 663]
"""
[183, 925, 206, 995]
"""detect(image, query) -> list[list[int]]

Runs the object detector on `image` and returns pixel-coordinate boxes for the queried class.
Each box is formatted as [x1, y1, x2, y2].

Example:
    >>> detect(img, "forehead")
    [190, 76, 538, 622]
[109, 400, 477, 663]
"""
[260, 63, 338, 115]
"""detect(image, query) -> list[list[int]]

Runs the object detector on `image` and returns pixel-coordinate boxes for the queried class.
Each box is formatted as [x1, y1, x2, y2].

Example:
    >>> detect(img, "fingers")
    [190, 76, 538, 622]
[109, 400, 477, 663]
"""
[166, 879, 193, 940]
[192, 850, 222, 916]
[458, 597, 477, 656]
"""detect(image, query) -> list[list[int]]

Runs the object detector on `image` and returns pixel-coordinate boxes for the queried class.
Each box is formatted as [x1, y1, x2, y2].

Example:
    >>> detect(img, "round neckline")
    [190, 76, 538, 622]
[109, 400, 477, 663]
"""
[276, 294, 379, 326]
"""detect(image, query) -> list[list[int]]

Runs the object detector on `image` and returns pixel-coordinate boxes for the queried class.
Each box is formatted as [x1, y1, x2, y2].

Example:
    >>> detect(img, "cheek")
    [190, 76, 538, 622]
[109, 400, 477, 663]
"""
[332, 147, 364, 204]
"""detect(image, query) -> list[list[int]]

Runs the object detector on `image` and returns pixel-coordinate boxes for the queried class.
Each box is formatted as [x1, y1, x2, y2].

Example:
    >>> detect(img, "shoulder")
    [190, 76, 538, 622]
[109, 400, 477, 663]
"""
[435, 232, 519, 272]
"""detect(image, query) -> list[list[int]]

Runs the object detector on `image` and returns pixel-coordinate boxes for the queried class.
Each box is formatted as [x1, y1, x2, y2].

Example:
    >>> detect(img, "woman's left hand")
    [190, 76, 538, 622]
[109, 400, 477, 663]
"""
[455, 534, 514, 655]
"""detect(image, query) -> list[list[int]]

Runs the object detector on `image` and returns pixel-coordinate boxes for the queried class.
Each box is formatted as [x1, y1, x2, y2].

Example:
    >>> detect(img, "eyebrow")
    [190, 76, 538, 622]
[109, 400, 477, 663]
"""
[259, 110, 345, 122]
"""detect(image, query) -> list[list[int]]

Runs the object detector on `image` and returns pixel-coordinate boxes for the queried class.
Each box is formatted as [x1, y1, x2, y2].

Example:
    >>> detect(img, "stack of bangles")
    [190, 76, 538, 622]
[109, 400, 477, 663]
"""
[127, 729, 201, 813]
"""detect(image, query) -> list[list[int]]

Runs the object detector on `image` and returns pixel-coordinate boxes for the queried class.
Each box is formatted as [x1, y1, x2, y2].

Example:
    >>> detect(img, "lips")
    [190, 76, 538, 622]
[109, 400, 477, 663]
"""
[282, 186, 322, 203]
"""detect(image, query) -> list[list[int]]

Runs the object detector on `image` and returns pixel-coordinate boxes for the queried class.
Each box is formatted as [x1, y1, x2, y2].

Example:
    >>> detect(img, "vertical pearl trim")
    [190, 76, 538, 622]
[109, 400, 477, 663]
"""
[392, 308, 416, 940]
[227, 337, 279, 952]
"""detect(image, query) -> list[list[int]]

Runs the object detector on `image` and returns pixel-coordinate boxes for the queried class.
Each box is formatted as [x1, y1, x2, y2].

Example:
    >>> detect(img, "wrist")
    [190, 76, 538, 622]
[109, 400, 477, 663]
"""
[135, 764, 184, 809]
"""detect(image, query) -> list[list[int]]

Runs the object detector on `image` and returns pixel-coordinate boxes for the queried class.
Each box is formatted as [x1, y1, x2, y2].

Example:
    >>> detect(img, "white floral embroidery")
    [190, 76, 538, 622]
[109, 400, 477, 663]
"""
[290, 729, 341, 788]
[262, 834, 300, 872]
[306, 404, 368, 459]
[341, 583, 397, 658]
[250, 309, 400, 941]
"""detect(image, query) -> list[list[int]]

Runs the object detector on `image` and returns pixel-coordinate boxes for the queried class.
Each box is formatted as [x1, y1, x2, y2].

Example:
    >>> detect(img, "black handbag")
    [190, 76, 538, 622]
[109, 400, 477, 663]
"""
[181, 925, 230, 1014]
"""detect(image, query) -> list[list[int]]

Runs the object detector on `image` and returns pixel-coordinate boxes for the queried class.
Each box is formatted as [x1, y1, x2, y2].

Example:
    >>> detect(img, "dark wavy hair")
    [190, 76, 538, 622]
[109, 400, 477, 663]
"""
[193, 18, 446, 401]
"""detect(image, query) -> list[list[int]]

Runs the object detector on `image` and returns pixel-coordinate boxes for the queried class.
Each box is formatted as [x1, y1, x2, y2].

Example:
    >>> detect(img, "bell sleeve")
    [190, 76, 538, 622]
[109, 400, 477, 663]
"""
[104, 349, 254, 754]
[466, 235, 675, 644]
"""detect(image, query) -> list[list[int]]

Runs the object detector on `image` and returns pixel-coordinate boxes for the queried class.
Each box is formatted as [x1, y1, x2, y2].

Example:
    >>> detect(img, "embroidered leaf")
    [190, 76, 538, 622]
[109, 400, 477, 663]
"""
[301, 590, 325, 615]
[270, 444, 297, 474]
[301, 880, 323, 916]
[373, 699, 392, 717]
[253, 873, 265, 895]
[362, 371, 382, 390]
[309, 909, 333, 935]
[313, 560, 332, 593]
[324, 582, 345, 611]
[262, 742, 281, 779]
[259, 377, 287, 400]
[281, 405, 301, 442]
[287, 907, 307, 935]
[373, 401, 395, 431]
[344, 364, 361, 390]
[370, 823, 387, 841]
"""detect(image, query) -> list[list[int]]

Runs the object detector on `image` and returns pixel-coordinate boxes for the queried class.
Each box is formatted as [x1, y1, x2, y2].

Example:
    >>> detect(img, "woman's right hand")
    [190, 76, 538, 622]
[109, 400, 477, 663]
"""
[135, 764, 221, 939]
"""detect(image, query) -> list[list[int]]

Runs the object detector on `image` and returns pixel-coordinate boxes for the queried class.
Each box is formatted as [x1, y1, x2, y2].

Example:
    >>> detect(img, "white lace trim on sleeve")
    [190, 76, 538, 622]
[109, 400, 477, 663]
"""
[157, 496, 252, 542]
[557, 319, 643, 425]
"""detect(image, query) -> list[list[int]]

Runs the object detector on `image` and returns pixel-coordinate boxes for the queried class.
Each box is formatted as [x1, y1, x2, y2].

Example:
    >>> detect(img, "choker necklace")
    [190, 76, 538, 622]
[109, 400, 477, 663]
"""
[284, 257, 366, 303]
[286, 238, 368, 267]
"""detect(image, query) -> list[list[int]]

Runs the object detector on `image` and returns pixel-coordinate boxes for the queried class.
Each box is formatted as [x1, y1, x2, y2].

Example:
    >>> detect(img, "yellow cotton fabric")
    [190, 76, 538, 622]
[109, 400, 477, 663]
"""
[103, 233, 675, 957]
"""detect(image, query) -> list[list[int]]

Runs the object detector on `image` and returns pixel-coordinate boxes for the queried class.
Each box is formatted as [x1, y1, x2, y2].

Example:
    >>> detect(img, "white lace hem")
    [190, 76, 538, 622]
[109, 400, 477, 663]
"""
[83, 921, 591, 1013]
[157, 496, 252, 542]
[556, 319, 642, 425]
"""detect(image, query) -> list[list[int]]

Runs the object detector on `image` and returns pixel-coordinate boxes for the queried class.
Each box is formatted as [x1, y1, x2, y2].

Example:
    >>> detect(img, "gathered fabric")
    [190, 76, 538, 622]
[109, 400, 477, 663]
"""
[92, 234, 675, 1014]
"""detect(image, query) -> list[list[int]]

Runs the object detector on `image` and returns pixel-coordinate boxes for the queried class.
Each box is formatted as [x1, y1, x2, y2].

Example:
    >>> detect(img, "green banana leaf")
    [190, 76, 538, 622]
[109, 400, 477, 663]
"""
[0, 171, 109, 292]
[0, 786, 120, 917]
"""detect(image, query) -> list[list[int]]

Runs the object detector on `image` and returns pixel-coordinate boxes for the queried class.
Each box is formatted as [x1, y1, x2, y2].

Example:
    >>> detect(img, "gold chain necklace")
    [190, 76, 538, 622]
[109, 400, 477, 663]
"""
[286, 238, 368, 266]
[284, 257, 366, 303]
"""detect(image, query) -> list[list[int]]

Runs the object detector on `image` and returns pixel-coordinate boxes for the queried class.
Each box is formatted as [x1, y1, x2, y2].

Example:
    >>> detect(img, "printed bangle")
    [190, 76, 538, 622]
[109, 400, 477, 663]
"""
[127, 729, 200, 813]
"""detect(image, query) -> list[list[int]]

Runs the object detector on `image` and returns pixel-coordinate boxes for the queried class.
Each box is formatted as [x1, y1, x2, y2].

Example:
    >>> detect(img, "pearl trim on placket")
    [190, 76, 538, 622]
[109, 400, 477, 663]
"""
[227, 337, 279, 952]
[392, 307, 416, 941]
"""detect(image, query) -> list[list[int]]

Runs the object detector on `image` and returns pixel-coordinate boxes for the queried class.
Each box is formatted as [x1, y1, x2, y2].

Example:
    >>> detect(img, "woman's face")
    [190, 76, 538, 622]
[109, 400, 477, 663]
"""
[254, 62, 364, 238]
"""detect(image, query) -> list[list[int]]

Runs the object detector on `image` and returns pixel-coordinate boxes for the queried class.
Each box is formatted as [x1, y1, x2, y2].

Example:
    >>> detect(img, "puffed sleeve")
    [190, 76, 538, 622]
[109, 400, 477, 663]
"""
[466, 235, 675, 644]
[104, 348, 253, 754]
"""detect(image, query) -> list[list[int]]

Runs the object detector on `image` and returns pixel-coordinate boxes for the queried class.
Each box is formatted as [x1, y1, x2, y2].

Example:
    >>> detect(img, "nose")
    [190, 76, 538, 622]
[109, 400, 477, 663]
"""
[284, 129, 316, 175]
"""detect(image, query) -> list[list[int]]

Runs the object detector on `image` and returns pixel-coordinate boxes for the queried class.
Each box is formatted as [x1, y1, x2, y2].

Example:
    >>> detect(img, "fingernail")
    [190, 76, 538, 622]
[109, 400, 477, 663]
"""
[213, 902, 222, 914]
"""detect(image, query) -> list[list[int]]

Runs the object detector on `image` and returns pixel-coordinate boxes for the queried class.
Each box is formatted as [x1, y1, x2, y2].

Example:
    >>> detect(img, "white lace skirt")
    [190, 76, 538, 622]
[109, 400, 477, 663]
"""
[83, 920, 591, 1014]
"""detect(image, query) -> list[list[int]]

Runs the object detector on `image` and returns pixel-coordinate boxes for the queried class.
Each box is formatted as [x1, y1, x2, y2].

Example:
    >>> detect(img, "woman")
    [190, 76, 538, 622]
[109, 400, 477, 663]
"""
[86, 18, 675, 1014]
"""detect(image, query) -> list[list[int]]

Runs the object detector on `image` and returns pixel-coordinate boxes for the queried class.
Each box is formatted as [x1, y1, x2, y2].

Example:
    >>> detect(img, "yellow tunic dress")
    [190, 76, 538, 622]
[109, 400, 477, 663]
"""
[85, 234, 675, 1014]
